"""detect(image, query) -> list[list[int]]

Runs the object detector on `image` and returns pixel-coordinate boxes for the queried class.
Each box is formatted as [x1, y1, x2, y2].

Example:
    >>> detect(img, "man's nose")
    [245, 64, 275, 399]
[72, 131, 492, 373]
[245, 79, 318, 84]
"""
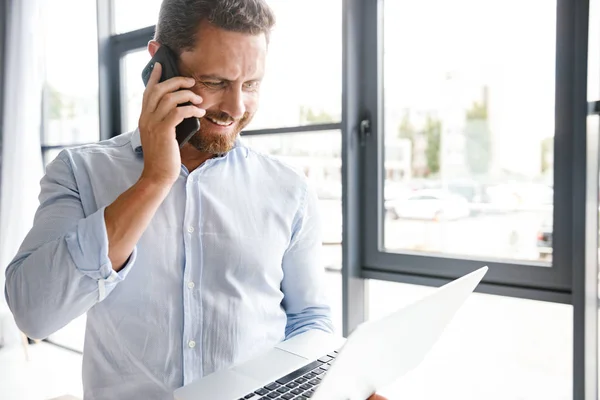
[219, 87, 246, 120]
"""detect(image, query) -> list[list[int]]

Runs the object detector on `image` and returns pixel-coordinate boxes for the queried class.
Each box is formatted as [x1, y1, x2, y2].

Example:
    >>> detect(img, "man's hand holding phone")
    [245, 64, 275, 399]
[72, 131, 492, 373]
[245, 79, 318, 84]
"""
[138, 62, 205, 187]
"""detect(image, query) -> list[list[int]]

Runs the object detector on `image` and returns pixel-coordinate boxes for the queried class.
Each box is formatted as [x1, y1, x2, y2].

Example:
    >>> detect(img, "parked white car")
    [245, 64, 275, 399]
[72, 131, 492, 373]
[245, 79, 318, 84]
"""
[389, 189, 471, 221]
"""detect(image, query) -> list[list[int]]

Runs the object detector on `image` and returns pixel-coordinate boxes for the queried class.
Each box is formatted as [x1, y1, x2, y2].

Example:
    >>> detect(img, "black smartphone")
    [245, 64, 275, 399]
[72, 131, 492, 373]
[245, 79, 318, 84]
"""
[141, 45, 200, 148]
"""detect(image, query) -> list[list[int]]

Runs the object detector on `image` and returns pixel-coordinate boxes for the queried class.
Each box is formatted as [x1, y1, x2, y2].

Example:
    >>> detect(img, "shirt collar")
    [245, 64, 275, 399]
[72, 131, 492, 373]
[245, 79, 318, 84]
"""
[131, 128, 143, 154]
[130, 127, 248, 157]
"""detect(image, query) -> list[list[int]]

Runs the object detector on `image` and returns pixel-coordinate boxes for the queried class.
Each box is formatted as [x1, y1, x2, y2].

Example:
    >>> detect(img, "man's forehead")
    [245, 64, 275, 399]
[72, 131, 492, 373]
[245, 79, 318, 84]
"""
[193, 21, 268, 52]
[179, 52, 266, 80]
[178, 28, 267, 79]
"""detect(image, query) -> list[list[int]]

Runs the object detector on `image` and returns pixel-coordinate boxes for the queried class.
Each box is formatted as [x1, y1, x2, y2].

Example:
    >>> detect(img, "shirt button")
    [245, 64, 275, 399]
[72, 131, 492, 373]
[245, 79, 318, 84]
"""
[188, 340, 196, 348]
[187, 281, 195, 289]
[187, 226, 195, 233]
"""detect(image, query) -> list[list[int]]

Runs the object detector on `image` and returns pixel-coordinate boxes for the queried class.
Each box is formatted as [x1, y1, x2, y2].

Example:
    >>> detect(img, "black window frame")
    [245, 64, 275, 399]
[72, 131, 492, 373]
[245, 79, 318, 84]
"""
[360, 0, 573, 302]
[343, 0, 598, 398]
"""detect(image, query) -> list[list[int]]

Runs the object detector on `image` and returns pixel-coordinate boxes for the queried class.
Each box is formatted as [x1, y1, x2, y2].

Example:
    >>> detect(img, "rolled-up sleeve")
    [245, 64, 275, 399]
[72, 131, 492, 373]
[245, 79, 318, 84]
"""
[4, 152, 136, 339]
[281, 183, 334, 339]
[65, 206, 137, 300]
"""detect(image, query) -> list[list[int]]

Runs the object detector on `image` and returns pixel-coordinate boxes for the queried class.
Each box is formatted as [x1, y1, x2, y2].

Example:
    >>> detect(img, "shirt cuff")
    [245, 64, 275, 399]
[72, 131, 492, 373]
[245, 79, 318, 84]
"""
[65, 207, 137, 300]
[98, 248, 137, 301]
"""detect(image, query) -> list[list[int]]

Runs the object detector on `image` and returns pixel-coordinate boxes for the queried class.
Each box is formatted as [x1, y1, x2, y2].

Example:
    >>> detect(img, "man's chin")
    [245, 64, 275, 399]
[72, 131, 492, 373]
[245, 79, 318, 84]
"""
[188, 130, 239, 154]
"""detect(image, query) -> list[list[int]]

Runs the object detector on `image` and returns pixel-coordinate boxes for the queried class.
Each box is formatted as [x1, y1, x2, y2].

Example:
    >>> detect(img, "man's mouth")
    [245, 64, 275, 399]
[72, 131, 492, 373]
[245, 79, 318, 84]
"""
[205, 116, 234, 127]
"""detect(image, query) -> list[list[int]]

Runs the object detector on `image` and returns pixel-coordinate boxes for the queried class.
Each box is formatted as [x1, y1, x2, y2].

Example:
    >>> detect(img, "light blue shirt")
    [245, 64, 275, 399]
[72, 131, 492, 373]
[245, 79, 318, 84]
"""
[4, 129, 333, 400]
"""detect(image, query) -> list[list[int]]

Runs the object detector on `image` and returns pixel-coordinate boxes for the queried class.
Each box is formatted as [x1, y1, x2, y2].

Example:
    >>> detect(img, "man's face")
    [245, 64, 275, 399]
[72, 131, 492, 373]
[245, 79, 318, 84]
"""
[177, 22, 267, 154]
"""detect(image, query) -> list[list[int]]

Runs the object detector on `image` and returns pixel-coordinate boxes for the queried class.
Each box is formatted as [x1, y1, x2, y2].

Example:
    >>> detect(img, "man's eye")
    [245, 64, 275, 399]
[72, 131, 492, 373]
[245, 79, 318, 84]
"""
[244, 81, 260, 90]
[203, 81, 223, 88]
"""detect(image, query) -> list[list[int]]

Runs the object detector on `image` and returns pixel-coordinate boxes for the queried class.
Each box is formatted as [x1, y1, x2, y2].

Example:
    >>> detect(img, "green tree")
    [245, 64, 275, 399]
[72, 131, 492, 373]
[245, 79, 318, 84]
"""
[465, 100, 491, 175]
[541, 137, 553, 173]
[424, 115, 441, 175]
[398, 111, 416, 175]
[466, 100, 488, 120]
[45, 84, 63, 120]
[299, 105, 336, 124]
[398, 111, 415, 141]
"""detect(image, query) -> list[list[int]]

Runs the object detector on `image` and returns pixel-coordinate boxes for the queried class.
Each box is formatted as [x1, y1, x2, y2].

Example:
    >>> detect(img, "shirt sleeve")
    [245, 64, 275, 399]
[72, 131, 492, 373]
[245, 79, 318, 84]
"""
[65, 204, 137, 300]
[4, 152, 137, 340]
[281, 182, 335, 339]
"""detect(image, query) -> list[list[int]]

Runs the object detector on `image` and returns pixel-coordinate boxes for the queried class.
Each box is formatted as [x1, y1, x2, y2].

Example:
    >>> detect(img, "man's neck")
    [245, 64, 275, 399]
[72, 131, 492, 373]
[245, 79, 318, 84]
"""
[180, 145, 215, 172]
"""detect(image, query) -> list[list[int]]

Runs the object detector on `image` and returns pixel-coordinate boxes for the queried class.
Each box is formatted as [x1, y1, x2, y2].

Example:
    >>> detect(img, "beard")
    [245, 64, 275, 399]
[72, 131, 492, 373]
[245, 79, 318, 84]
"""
[187, 110, 252, 154]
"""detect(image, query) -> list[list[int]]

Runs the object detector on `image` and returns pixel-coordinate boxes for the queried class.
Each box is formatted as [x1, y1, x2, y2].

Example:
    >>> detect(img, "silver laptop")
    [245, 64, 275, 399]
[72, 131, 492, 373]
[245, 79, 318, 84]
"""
[173, 266, 488, 400]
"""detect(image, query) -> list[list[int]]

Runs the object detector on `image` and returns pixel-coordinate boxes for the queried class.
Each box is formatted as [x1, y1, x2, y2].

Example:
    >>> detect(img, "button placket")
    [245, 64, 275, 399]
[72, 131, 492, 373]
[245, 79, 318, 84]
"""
[182, 180, 200, 384]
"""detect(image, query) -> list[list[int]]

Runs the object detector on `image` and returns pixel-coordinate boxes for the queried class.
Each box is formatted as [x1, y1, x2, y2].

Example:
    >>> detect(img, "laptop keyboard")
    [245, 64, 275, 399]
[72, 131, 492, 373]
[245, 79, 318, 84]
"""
[238, 350, 338, 400]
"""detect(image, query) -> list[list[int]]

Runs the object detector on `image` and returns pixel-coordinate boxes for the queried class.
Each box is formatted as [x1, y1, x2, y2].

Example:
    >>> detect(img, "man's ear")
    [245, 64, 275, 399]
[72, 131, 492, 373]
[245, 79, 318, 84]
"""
[148, 40, 160, 58]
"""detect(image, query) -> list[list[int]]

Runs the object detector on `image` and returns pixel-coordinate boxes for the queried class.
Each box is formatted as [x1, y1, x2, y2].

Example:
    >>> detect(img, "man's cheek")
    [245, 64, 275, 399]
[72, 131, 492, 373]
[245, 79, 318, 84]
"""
[196, 91, 219, 109]
[243, 102, 259, 121]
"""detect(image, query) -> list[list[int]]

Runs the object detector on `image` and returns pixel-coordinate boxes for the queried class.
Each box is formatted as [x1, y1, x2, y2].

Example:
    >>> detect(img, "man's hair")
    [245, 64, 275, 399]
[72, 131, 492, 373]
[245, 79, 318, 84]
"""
[154, 0, 276, 54]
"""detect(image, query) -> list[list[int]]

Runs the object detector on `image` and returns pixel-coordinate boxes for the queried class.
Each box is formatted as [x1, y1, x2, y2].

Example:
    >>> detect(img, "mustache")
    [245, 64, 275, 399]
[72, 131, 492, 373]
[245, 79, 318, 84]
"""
[202, 111, 249, 124]
[203, 111, 234, 124]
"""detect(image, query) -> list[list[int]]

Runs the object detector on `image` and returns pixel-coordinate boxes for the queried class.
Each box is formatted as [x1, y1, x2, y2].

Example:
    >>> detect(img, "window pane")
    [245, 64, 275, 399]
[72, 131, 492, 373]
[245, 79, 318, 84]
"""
[245, 0, 342, 130]
[42, 148, 64, 167]
[369, 280, 572, 399]
[113, 0, 163, 34]
[116, 1, 342, 132]
[41, 0, 98, 353]
[383, 0, 555, 263]
[121, 49, 148, 133]
[42, 0, 99, 146]
[242, 131, 343, 330]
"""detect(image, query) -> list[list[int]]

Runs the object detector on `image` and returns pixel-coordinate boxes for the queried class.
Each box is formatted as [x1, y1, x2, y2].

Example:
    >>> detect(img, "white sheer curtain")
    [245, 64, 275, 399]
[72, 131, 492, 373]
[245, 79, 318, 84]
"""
[0, 0, 46, 347]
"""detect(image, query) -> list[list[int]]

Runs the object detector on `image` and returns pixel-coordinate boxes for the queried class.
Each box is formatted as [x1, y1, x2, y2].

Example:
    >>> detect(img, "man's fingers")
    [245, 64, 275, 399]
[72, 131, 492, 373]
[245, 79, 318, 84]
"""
[142, 62, 162, 109]
[154, 90, 203, 120]
[148, 61, 162, 86]
[146, 76, 196, 113]
[162, 105, 205, 128]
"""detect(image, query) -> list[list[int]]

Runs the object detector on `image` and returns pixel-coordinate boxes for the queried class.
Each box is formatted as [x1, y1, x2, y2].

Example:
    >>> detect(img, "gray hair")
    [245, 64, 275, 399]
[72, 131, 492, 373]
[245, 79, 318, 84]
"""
[154, 0, 276, 55]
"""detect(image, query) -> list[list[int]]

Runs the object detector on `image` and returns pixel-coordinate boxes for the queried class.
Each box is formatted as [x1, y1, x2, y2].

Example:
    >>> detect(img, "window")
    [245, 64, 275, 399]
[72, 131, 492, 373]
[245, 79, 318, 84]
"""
[41, 0, 100, 166]
[42, 148, 65, 167]
[350, 0, 596, 392]
[121, 49, 147, 133]
[112, 0, 164, 34]
[245, 0, 342, 130]
[382, 0, 555, 262]
[40, 0, 100, 352]
[358, 0, 571, 300]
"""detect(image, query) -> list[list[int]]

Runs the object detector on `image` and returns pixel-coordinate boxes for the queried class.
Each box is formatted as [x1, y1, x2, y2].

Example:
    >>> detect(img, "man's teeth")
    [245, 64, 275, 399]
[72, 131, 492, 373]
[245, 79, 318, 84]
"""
[207, 117, 231, 126]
